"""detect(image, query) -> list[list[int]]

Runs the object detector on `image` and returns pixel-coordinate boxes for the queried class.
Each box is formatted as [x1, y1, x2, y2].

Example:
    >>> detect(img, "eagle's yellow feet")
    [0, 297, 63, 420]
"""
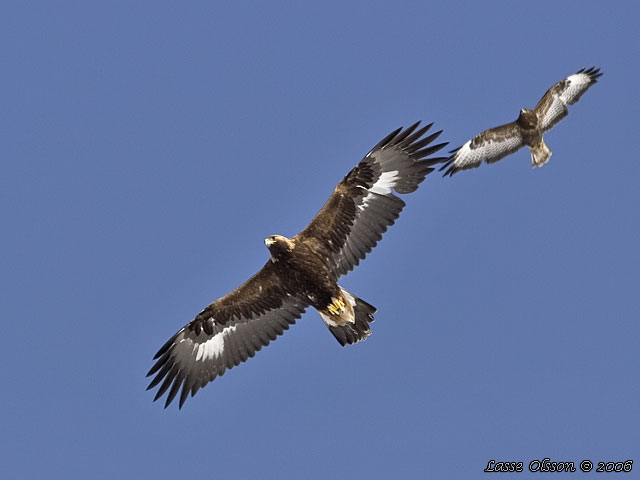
[327, 297, 346, 315]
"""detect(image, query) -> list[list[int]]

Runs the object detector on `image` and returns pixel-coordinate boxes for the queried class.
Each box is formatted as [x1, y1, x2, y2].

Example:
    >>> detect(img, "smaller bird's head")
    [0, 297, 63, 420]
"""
[518, 108, 538, 129]
[265, 235, 295, 262]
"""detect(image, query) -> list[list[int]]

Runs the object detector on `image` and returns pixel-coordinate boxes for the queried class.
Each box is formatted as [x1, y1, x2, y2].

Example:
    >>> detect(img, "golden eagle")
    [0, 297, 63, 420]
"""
[441, 67, 602, 176]
[147, 121, 446, 408]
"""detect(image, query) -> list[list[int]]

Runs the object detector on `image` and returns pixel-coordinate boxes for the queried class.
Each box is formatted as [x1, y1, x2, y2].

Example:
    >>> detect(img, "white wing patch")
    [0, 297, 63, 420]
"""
[193, 324, 238, 361]
[369, 170, 399, 195]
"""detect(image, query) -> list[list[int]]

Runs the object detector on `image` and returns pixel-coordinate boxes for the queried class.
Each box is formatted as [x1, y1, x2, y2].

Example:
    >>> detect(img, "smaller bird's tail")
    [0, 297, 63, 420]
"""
[319, 287, 376, 346]
[530, 139, 552, 167]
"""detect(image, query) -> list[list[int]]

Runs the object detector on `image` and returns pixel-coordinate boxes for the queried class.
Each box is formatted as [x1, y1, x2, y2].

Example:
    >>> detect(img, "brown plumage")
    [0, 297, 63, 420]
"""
[441, 67, 602, 176]
[147, 121, 447, 408]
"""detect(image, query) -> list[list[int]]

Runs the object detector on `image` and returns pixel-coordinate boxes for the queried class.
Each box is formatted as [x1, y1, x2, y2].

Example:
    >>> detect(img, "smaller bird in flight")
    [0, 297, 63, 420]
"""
[441, 67, 602, 176]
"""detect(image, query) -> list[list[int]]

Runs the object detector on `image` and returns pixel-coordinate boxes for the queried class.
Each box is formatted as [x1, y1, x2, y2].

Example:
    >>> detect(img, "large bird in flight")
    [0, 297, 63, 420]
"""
[147, 121, 447, 408]
[441, 67, 602, 176]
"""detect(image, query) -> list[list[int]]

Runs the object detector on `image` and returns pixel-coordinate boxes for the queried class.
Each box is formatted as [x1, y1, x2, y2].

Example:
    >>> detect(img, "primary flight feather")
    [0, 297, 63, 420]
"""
[147, 121, 447, 408]
[441, 67, 602, 176]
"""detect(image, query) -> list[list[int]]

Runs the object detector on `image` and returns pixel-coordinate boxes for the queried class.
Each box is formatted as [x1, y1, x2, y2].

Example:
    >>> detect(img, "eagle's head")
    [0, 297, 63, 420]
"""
[265, 235, 295, 262]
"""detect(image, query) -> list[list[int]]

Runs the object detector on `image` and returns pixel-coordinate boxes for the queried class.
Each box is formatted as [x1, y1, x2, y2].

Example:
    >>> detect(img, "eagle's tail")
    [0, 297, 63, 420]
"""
[319, 287, 376, 346]
[530, 139, 552, 167]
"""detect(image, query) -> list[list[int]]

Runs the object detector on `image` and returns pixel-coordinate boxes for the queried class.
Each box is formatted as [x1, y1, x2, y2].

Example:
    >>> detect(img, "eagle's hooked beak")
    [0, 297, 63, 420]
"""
[265, 237, 276, 247]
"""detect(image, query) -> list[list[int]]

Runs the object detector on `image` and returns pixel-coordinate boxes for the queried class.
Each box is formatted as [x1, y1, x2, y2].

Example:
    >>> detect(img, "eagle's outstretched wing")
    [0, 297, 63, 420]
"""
[147, 263, 308, 408]
[440, 122, 524, 177]
[295, 121, 447, 277]
[534, 67, 602, 132]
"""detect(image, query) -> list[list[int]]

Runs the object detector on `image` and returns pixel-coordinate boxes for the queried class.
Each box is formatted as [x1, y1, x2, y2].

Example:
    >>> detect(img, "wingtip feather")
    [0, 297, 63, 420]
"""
[577, 66, 603, 80]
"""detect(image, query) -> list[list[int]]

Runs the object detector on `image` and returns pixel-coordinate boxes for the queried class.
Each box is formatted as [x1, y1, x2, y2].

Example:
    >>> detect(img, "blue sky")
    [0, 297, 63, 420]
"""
[2, 1, 638, 478]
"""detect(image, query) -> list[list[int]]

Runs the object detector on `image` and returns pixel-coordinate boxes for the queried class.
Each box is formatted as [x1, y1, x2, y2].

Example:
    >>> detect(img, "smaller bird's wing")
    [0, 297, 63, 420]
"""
[440, 122, 524, 176]
[295, 121, 447, 277]
[147, 262, 308, 408]
[534, 67, 602, 133]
